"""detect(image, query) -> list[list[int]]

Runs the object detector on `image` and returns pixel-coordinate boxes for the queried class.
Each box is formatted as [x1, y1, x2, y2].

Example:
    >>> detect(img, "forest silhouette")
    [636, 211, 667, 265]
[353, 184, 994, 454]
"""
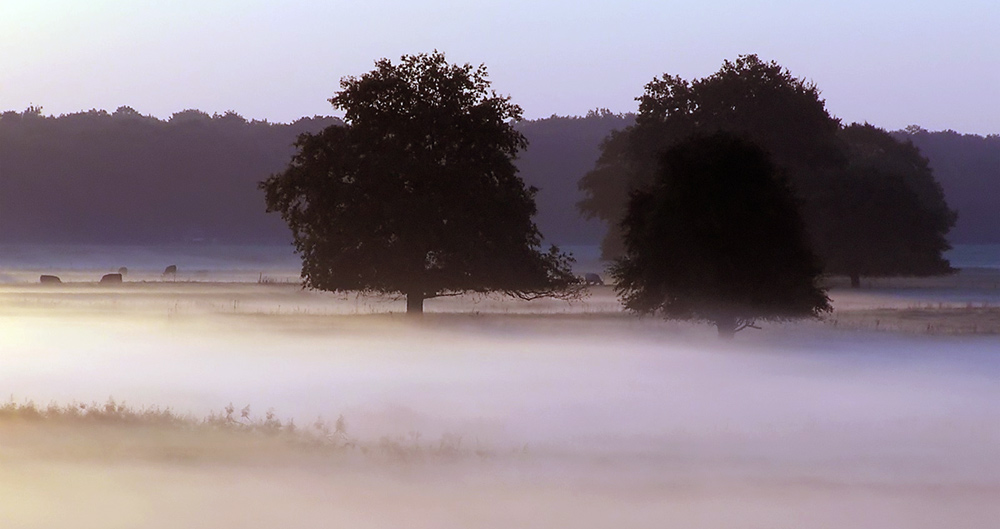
[0, 106, 996, 247]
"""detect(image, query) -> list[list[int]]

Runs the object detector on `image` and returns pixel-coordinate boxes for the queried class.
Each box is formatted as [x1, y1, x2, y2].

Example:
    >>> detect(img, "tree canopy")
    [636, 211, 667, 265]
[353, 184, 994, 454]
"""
[260, 52, 577, 313]
[579, 55, 843, 258]
[611, 133, 831, 338]
[809, 123, 956, 286]
[579, 55, 956, 284]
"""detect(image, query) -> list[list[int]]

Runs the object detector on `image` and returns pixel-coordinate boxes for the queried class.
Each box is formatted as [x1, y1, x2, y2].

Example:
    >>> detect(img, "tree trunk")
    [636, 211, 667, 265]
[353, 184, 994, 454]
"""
[406, 291, 424, 315]
[715, 316, 736, 340]
[850, 272, 860, 289]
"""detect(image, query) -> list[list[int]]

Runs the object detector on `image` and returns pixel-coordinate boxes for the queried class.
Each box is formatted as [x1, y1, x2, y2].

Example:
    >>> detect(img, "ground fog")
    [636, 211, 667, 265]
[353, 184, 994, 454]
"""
[1, 282, 998, 528]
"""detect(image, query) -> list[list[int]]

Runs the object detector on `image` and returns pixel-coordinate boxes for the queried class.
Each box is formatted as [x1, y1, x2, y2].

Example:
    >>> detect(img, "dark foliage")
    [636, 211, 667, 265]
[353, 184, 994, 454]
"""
[260, 52, 577, 313]
[0, 105, 627, 247]
[3, 95, 992, 252]
[896, 127, 1000, 244]
[579, 55, 843, 258]
[612, 133, 830, 337]
[0, 106, 338, 244]
[514, 110, 634, 245]
[810, 124, 956, 286]
[579, 55, 959, 284]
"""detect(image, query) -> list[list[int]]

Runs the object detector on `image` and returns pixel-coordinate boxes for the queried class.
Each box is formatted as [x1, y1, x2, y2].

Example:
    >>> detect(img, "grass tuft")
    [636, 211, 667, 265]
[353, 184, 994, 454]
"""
[0, 397, 496, 463]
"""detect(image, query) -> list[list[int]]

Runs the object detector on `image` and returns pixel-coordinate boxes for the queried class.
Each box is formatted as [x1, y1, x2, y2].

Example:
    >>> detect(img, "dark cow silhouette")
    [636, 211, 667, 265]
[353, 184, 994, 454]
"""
[100, 273, 123, 284]
[40, 275, 62, 284]
[583, 273, 604, 286]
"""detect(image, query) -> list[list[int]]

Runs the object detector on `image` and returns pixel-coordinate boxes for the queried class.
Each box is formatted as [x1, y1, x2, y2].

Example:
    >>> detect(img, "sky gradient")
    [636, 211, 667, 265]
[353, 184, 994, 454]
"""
[2, 0, 998, 134]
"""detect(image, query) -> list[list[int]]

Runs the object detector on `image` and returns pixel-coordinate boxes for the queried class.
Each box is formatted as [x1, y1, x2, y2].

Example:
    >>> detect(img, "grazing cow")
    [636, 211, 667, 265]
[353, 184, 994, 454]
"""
[583, 273, 604, 286]
[40, 275, 62, 284]
[100, 273, 123, 284]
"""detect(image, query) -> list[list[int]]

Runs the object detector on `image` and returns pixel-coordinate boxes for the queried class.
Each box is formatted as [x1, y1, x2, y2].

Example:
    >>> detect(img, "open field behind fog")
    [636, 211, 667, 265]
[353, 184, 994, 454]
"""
[1, 271, 999, 528]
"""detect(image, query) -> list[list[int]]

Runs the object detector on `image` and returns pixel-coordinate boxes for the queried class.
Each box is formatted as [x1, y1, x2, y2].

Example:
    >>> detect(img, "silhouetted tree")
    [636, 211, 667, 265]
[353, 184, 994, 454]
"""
[811, 124, 956, 287]
[260, 52, 577, 314]
[579, 55, 843, 258]
[612, 133, 830, 338]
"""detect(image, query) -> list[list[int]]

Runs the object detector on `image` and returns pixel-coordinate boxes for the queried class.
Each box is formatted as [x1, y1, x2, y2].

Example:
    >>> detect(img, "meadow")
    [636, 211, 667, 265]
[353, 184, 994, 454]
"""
[1, 268, 999, 528]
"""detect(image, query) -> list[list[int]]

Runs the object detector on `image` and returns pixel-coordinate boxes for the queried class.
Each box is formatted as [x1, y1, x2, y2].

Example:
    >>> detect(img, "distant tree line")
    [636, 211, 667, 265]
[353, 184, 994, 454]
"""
[0, 106, 340, 244]
[514, 110, 634, 245]
[0, 97, 997, 249]
[895, 127, 1000, 244]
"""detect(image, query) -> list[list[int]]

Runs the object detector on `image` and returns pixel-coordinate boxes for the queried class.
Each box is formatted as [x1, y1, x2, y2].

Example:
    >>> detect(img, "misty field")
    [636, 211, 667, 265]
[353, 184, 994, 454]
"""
[1, 275, 999, 528]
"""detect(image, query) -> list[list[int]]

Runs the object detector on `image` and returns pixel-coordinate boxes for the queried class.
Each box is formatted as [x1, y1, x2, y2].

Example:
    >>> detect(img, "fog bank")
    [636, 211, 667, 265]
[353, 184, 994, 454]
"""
[1, 284, 998, 527]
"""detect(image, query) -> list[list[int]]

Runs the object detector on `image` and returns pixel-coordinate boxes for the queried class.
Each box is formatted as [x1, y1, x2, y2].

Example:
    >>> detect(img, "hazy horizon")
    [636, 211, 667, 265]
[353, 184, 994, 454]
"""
[2, 1, 998, 135]
[5, 105, 996, 139]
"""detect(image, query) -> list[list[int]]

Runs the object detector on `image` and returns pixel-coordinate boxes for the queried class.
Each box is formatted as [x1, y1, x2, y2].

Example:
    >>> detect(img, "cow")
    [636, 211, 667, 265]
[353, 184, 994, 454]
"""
[101, 274, 122, 285]
[100, 273, 123, 284]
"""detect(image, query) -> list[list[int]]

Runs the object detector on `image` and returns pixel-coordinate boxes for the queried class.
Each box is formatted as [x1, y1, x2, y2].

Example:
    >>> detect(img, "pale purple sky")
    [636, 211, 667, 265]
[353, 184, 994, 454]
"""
[2, 0, 998, 134]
